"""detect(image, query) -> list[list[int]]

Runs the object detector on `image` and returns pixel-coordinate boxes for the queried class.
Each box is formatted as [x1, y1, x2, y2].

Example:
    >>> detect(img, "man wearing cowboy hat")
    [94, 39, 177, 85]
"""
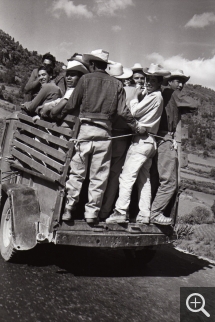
[99, 62, 135, 220]
[131, 63, 145, 89]
[40, 59, 89, 119]
[106, 64, 170, 224]
[150, 70, 199, 225]
[61, 50, 136, 223]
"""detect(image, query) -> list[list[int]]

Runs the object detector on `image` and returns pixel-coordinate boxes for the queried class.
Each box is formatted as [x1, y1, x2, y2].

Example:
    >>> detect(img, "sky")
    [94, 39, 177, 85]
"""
[0, 0, 215, 89]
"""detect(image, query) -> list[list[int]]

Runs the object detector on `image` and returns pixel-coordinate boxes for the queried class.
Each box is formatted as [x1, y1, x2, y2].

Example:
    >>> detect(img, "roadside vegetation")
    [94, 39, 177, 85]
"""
[174, 204, 215, 261]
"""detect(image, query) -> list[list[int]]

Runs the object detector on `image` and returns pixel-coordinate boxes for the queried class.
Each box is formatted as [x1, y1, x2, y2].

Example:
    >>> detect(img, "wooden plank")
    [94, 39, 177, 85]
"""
[63, 115, 77, 123]
[14, 132, 66, 162]
[35, 119, 74, 137]
[12, 140, 64, 172]
[15, 122, 69, 148]
[18, 113, 35, 124]
[11, 148, 61, 182]
[11, 163, 56, 183]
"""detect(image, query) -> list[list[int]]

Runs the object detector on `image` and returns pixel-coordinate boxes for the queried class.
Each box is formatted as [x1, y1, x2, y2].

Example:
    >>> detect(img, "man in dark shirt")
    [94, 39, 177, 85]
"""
[61, 49, 136, 224]
[150, 70, 198, 225]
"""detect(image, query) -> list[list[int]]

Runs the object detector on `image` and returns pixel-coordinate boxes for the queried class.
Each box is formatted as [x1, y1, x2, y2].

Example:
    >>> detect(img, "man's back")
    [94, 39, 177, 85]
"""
[71, 70, 124, 119]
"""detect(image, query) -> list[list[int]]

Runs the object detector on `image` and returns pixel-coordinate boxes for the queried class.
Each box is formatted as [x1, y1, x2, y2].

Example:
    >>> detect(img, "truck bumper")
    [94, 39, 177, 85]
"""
[54, 231, 175, 248]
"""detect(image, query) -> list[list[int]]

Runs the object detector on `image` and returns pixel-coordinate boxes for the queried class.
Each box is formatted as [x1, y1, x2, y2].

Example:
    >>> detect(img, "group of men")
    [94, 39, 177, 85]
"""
[24, 49, 199, 226]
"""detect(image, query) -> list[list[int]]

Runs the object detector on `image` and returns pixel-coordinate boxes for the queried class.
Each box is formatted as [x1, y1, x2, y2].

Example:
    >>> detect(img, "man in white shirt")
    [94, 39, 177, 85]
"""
[106, 64, 170, 224]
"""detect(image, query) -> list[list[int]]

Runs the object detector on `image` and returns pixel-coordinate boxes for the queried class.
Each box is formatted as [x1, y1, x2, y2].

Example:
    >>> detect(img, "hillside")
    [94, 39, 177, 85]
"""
[0, 29, 64, 106]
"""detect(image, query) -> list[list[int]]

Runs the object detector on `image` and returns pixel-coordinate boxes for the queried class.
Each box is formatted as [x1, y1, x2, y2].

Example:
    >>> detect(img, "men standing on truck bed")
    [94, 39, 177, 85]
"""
[61, 49, 137, 224]
[24, 53, 66, 102]
[106, 64, 170, 224]
[99, 62, 134, 220]
[150, 70, 199, 225]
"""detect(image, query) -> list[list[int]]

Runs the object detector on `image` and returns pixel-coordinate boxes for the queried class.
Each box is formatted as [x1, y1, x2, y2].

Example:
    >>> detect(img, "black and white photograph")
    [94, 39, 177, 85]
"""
[0, 0, 215, 321]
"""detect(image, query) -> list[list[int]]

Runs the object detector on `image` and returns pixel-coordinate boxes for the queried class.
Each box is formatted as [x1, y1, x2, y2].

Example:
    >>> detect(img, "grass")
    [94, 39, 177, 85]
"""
[174, 224, 215, 261]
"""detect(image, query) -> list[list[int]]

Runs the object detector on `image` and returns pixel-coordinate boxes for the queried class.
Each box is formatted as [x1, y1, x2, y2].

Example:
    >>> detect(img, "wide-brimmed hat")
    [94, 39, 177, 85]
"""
[144, 63, 170, 76]
[68, 53, 89, 69]
[106, 62, 133, 79]
[66, 60, 89, 74]
[131, 63, 144, 72]
[162, 69, 190, 85]
[83, 49, 109, 64]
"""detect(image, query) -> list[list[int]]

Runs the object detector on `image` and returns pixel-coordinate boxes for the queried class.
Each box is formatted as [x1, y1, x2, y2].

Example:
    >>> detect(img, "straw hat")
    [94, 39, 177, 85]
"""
[131, 63, 144, 72]
[163, 69, 190, 85]
[66, 61, 89, 74]
[83, 49, 109, 64]
[106, 62, 133, 79]
[144, 63, 170, 76]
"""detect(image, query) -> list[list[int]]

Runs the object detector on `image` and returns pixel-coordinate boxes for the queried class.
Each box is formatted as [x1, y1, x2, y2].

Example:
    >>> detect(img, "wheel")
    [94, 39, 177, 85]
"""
[0, 198, 18, 261]
[124, 246, 157, 267]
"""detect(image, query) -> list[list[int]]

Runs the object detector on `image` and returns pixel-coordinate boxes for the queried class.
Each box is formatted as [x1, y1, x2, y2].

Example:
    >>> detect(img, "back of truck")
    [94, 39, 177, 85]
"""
[0, 112, 176, 262]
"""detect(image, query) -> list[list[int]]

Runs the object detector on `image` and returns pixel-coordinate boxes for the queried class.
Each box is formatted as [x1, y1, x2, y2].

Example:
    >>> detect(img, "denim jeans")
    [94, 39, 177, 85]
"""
[115, 134, 156, 217]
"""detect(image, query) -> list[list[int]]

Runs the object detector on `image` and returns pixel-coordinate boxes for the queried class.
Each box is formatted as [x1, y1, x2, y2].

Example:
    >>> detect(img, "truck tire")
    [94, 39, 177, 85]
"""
[0, 198, 17, 261]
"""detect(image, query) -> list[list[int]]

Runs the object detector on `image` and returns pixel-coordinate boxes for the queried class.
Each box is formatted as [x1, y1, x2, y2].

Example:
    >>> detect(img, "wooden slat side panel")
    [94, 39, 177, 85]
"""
[17, 113, 35, 124]
[12, 140, 64, 172]
[11, 163, 56, 183]
[14, 132, 66, 162]
[35, 119, 74, 137]
[62, 115, 77, 123]
[15, 122, 69, 148]
[11, 148, 61, 181]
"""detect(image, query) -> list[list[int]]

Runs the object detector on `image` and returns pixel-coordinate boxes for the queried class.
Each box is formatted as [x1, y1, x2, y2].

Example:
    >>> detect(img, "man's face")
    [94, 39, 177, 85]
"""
[42, 59, 53, 68]
[168, 78, 185, 91]
[66, 70, 80, 88]
[38, 69, 50, 85]
[133, 72, 145, 88]
[145, 75, 161, 93]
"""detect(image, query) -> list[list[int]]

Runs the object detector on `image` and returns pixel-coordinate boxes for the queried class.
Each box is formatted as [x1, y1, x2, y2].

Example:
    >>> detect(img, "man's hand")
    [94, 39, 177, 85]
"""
[135, 122, 147, 134]
[132, 87, 144, 102]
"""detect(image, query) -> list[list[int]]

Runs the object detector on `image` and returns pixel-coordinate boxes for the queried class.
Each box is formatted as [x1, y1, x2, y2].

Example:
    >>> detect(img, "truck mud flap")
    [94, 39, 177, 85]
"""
[2, 184, 40, 250]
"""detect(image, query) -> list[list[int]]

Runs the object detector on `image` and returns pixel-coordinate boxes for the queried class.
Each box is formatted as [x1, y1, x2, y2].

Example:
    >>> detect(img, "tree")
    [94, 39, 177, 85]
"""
[203, 150, 209, 158]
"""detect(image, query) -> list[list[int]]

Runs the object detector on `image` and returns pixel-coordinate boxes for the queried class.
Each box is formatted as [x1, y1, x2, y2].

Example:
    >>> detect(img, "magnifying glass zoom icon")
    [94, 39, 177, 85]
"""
[186, 293, 210, 318]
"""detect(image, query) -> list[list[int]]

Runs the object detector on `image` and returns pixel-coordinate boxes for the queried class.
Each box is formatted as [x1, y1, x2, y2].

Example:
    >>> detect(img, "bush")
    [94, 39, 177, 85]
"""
[203, 150, 209, 158]
[7, 95, 13, 103]
[182, 206, 215, 224]
[211, 200, 215, 216]
[211, 169, 215, 178]
[1, 84, 5, 90]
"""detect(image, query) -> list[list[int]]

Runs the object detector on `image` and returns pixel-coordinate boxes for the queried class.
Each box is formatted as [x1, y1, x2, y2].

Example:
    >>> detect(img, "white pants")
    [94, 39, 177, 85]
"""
[115, 134, 156, 218]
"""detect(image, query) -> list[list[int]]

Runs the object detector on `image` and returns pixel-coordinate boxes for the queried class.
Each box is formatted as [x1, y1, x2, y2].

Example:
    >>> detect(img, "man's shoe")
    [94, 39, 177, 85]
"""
[136, 215, 150, 224]
[150, 213, 172, 226]
[106, 210, 128, 224]
[62, 209, 73, 221]
[85, 218, 99, 224]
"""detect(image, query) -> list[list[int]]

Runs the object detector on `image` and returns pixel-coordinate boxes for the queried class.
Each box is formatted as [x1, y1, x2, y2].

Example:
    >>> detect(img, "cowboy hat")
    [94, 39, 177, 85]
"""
[144, 63, 170, 76]
[83, 49, 109, 64]
[68, 53, 89, 69]
[162, 69, 190, 85]
[131, 63, 144, 72]
[66, 60, 89, 74]
[106, 62, 133, 79]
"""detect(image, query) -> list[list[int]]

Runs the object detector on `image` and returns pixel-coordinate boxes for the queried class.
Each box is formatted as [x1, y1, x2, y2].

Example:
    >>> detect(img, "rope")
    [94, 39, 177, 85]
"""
[69, 132, 181, 143]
